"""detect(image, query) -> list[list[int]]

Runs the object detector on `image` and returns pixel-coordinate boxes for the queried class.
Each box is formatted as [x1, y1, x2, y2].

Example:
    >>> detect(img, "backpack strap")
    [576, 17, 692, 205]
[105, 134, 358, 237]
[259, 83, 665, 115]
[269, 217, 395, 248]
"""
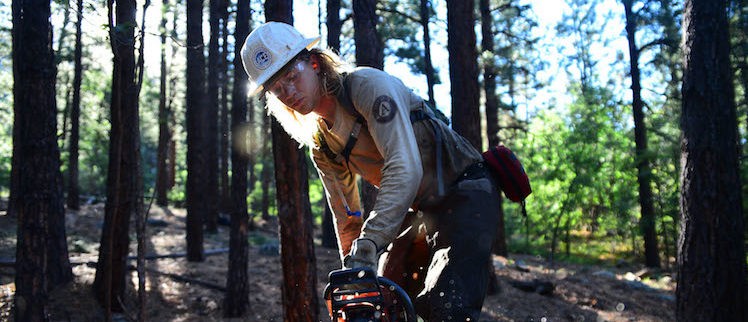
[335, 74, 365, 168]
[315, 131, 343, 163]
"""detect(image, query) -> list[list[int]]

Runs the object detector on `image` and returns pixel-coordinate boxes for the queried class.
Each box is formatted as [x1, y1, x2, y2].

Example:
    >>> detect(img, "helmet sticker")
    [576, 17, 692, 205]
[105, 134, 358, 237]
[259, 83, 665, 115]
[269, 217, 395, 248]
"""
[252, 47, 272, 70]
[372, 95, 397, 123]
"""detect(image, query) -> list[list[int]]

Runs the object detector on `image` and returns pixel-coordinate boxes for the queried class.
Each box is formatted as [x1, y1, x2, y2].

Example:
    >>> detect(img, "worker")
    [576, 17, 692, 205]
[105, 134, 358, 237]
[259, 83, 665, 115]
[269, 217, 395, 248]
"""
[241, 21, 501, 321]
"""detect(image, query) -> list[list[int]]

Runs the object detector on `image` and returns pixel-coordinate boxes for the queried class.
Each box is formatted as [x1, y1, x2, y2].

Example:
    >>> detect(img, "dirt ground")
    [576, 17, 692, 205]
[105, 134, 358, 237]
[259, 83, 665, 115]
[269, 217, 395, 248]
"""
[0, 204, 675, 321]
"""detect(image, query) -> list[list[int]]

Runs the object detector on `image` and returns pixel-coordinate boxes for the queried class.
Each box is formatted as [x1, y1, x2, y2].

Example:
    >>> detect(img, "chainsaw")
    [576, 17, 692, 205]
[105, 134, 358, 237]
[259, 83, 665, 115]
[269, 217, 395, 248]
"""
[323, 267, 417, 322]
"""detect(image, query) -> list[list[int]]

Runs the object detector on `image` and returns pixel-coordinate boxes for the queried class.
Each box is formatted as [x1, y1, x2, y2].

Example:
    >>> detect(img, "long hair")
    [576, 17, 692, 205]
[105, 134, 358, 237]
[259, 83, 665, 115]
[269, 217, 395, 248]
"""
[264, 48, 350, 147]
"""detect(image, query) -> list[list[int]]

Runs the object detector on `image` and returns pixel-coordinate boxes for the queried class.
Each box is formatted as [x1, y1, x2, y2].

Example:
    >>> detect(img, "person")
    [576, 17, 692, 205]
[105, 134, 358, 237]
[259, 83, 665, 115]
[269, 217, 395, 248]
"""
[241, 21, 501, 321]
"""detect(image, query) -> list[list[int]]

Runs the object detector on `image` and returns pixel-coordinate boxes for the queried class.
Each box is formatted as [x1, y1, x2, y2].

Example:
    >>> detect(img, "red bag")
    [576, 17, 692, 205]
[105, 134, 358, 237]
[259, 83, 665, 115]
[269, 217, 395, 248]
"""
[481, 145, 532, 202]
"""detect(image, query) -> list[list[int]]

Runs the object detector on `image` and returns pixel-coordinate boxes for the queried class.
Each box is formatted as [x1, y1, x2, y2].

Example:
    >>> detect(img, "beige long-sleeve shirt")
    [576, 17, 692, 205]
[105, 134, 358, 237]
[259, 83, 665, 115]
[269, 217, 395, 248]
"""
[311, 67, 482, 260]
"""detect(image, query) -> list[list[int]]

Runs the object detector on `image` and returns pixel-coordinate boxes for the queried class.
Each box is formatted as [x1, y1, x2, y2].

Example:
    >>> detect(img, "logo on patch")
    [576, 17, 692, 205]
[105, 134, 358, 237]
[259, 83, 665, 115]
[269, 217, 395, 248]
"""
[252, 47, 272, 70]
[373, 95, 397, 123]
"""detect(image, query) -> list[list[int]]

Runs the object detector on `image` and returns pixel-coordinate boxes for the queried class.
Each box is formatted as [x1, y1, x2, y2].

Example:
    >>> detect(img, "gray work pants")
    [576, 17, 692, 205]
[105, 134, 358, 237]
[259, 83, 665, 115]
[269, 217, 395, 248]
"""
[382, 162, 501, 321]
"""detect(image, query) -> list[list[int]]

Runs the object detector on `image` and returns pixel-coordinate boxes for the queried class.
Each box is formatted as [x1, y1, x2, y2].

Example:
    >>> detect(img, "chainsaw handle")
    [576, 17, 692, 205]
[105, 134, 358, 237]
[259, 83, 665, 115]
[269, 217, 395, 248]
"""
[324, 268, 418, 321]
[376, 276, 418, 321]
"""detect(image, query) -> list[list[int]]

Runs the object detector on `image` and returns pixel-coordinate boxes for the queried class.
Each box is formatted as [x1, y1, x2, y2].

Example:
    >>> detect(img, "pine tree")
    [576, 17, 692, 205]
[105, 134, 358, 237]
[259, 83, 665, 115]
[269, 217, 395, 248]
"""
[677, 0, 746, 319]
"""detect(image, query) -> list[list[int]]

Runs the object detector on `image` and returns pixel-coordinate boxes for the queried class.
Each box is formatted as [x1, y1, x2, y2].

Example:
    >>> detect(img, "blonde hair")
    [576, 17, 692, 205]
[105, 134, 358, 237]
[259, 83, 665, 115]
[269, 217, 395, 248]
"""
[264, 48, 351, 147]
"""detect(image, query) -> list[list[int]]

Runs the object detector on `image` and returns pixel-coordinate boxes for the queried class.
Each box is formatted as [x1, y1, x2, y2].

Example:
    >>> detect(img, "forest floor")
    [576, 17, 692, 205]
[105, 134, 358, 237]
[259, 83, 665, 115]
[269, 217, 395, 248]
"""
[0, 204, 676, 321]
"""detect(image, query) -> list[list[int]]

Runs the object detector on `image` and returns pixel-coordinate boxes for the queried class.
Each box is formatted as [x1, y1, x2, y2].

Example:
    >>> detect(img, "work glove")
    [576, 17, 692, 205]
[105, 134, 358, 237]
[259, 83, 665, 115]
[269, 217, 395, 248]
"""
[345, 238, 379, 272]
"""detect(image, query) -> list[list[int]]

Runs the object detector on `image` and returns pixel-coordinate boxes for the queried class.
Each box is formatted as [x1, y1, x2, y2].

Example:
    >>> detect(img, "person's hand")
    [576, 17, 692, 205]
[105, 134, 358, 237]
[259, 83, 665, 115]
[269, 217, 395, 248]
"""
[345, 238, 379, 272]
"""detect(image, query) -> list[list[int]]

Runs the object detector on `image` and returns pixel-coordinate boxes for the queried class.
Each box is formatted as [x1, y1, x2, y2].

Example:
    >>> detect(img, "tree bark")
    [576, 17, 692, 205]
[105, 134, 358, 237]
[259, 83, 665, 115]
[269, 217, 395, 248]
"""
[260, 111, 272, 221]
[186, 0, 206, 262]
[353, 0, 384, 69]
[265, 2, 320, 321]
[219, 5, 231, 215]
[321, 203, 337, 249]
[12, 0, 70, 318]
[420, 0, 437, 107]
[247, 98, 256, 207]
[447, 0, 481, 149]
[480, 0, 507, 257]
[205, 0, 222, 233]
[323, 0, 342, 248]
[623, 0, 660, 268]
[93, 0, 142, 313]
[66, 0, 83, 211]
[352, 0, 382, 217]
[677, 0, 746, 320]
[156, 0, 171, 207]
[326, 0, 341, 52]
[224, 0, 250, 315]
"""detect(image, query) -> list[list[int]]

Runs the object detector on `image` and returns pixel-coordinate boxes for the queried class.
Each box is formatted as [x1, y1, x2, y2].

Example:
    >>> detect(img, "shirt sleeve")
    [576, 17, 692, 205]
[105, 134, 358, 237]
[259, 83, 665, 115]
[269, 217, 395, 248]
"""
[348, 70, 424, 251]
[310, 147, 364, 261]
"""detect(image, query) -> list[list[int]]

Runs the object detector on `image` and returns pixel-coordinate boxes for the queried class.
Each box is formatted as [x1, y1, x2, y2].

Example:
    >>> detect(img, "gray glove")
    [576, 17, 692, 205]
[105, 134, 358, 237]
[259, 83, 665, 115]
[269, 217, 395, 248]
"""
[346, 238, 379, 272]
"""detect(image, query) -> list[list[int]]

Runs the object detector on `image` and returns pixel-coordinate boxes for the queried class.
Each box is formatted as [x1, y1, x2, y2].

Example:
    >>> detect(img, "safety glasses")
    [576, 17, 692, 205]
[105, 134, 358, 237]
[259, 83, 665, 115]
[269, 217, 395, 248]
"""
[267, 59, 307, 97]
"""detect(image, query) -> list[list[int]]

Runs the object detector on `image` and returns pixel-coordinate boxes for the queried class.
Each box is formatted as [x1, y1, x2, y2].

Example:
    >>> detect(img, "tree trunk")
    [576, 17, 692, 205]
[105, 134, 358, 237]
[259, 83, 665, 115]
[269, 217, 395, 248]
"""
[420, 0, 436, 107]
[447, 0, 481, 149]
[156, 0, 171, 207]
[323, 0, 342, 247]
[260, 111, 272, 221]
[480, 0, 498, 149]
[55, 0, 72, 154]
[224, 0, 250, 315]
[93, 0, 142, 313]
[272, 120, 320, 321]
[247, 101, 256, 217]
[219, 5, 231, 215]
[352, 0, 382, 217]
[321, 203, 338, 249]
[265, 2, 320, 320]
[45, 0, 76, 289]
[480, 0, 507, 257]
[677, 0, 746, 320]
[66, 0, 83, 211]
[205, 0, 222, 233]
[326, 0, 341, 52]
[623, 0, 660, 269]
[134, 1, 152, 319]
[352, 0, 384, 69]
[186, 0, 206, 262]
[12, 0, 70, 317]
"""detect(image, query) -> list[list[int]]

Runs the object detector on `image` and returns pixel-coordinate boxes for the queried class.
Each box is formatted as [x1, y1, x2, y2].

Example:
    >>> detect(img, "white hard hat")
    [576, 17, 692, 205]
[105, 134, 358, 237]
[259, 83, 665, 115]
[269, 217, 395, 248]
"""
[241, 22, 320, 96]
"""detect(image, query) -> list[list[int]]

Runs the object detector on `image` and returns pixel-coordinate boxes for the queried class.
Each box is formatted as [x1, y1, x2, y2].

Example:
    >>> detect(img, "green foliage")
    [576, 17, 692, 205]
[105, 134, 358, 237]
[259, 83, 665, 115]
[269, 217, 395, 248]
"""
[248, 161, 276, 216]
[168, 169, 188, 206]
[511, 84, 639, 260]
[72, 68, 112, 196]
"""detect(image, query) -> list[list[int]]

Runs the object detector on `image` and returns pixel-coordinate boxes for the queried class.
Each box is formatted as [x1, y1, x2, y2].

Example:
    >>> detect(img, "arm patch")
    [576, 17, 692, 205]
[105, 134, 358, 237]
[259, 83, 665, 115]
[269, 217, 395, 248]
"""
[372, 95, 397, 123]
